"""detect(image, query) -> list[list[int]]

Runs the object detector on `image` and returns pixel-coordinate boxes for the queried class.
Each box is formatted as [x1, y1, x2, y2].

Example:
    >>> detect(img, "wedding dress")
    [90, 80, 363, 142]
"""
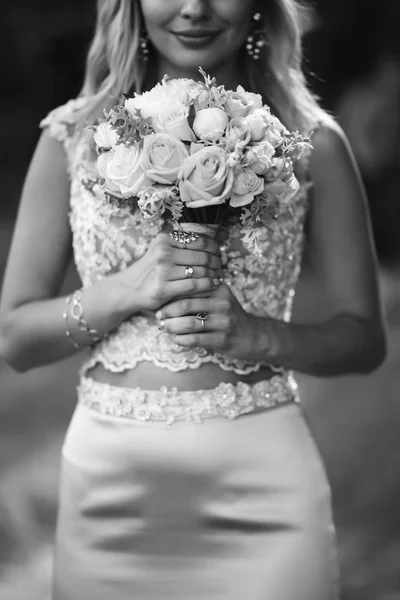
[41, 99, 339, 600]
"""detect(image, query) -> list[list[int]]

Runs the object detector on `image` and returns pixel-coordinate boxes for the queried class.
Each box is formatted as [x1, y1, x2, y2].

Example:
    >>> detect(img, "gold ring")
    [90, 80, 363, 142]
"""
[185, 266, 194, 279]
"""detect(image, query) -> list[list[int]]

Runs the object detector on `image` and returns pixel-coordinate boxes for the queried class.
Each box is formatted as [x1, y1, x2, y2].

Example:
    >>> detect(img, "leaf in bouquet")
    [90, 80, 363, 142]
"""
[197, 68, 228, 109]
[281, 131, 313, 162]
[239, 192, 279, 255]
[198, 67, 217, 89]
[240, 227, 263, 257]
[105, 106, 154, 145]
[239, 194, 269, 227]
[105, 106, 141, 144]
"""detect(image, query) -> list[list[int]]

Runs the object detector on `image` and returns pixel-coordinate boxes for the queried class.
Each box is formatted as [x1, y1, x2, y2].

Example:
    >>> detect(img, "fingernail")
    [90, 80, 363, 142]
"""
[213, 278, 222, 286]
[156, 310, 162, 320]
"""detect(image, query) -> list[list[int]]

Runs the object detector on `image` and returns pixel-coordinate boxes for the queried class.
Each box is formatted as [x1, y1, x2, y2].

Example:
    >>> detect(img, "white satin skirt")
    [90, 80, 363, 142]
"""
[52, 377, 339, 599]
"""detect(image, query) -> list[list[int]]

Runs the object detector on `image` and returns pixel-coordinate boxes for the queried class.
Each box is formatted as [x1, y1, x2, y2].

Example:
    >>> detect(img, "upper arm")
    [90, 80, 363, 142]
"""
[305, 118, 383, 322]
[0, 129, 72, 315]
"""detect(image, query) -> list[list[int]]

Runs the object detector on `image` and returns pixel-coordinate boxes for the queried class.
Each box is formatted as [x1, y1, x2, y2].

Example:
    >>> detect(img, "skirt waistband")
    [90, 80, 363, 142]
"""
[77, 375, 299, 425]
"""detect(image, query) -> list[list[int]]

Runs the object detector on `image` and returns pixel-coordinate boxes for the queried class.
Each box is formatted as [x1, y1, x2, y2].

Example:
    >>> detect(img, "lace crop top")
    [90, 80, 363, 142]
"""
[40, 98, 313, 376]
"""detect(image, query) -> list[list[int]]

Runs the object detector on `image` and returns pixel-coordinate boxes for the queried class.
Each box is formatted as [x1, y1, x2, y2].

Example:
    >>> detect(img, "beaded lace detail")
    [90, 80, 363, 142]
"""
[40, 99, 313, 376]
[78, 375, 299, 425]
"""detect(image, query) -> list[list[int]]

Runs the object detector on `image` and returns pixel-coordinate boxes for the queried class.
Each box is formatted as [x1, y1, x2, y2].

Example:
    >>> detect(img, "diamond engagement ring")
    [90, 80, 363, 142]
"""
[185, 266, 194, 279]
[158, 318, 165, 332]
[168, 230, 200, 246]
[196, 312, 208, 333]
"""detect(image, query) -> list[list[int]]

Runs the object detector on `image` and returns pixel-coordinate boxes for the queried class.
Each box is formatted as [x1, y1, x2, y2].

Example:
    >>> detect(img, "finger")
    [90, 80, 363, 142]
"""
[166, 265, 220, 282]
[159, 298, 208, 319]
[167, 230, 221, 255]
[163, 314, 230, 335]
[158, 297, 228, 319]
[173, 332, 227, 350]
[164, 277, 221, 300]
[173, 248, 222, 271]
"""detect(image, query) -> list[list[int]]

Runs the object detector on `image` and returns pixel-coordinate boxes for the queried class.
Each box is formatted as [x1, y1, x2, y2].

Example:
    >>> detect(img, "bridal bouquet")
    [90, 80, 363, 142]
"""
[94, 69, 311, 255]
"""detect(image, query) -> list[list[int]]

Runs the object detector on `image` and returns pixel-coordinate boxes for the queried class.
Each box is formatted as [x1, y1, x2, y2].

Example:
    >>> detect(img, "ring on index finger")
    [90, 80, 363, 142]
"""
[168, 230, 200, 247]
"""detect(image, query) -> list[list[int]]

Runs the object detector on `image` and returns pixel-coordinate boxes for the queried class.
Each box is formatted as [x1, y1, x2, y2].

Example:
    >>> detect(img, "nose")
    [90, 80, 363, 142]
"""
[180, 0, 211, 21]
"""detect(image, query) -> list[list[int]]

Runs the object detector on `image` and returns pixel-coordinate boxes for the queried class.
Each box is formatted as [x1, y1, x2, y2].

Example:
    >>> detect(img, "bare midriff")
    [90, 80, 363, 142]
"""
[86, 361, 276, 392]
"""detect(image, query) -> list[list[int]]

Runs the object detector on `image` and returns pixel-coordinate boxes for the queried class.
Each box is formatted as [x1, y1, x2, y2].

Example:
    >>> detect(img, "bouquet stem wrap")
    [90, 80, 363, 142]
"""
[173, 221, 219, 239]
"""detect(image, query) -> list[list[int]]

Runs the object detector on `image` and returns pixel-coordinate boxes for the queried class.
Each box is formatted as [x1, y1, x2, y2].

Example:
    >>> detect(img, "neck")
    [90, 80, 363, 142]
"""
[150, 53, 246, 90]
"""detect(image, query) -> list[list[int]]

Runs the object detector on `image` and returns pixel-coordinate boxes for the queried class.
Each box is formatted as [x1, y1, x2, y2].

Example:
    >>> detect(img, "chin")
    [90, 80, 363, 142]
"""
[160, 38, 234, 72]
[170, 54, 227, 74]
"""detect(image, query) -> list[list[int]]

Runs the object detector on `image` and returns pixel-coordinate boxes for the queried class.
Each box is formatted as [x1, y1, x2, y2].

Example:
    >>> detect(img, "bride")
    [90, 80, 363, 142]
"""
[0, 1, 386, 598]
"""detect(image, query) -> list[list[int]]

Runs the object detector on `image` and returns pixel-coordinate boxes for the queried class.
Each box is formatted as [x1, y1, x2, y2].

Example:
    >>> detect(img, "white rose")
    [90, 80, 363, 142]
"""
[244, 109, 268, 142]
[178, 146, 234, 209]
[165, 79, 194, 104]
[94, 122, 118, 149]
[125, 86, 169, 121]
[125, 84, 196, 144]
[152, 99, 196, 142]
[225, 118, 251, 147]
[192, 107, 229, 142]
[97, 144, 151, 197]
[141, 133, 189, 185]
[125, 96, 140, 116]
[125, 93, 152, 118]
[125, 84, 170, 118]
[97, 152, 124, 197]
[245, 141, 275, 175]
[225, 86, 263, 119]
[230, 168, 265, 208]
[263, 114, 288, 148]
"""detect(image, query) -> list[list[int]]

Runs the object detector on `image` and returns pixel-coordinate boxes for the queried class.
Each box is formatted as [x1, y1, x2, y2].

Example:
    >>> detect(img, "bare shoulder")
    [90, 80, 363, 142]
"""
[309, 115, 357, 181]
[34, 126, 70, 164]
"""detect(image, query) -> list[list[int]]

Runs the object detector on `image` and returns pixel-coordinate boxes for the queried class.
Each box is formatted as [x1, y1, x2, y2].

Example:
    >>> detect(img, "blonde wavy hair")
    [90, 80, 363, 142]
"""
[79, 0, 326, 133]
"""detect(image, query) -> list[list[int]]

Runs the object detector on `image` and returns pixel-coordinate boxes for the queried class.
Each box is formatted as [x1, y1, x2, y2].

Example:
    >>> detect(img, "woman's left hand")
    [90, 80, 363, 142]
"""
[156, 283, 262, 361]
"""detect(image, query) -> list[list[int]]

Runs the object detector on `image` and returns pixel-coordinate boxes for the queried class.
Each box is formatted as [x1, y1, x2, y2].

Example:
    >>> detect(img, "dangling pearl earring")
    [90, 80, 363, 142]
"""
[246, 12, 267, 60]
[139, 32, 149, 62]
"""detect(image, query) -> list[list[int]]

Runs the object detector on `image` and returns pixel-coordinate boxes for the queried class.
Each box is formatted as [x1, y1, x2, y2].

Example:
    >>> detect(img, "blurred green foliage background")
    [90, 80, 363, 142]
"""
[0, 1, 400, 598]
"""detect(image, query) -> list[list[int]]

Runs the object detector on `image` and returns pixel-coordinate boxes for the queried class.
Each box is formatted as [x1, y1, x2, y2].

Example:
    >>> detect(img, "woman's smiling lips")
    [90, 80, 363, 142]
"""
[172, 29, 222, 49]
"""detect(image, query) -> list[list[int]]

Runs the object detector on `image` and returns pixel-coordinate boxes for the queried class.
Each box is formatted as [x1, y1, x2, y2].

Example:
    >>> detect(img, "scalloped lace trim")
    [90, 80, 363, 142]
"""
[81, 319, 282, 377]
[39, 97, 90, 177]
[78, 374, 298, 425]
[39, 97, 88, 143]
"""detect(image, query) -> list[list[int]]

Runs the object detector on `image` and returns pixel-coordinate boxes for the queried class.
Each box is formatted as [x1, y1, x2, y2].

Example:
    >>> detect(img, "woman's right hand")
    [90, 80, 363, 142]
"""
[115, 231, 223, 315]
